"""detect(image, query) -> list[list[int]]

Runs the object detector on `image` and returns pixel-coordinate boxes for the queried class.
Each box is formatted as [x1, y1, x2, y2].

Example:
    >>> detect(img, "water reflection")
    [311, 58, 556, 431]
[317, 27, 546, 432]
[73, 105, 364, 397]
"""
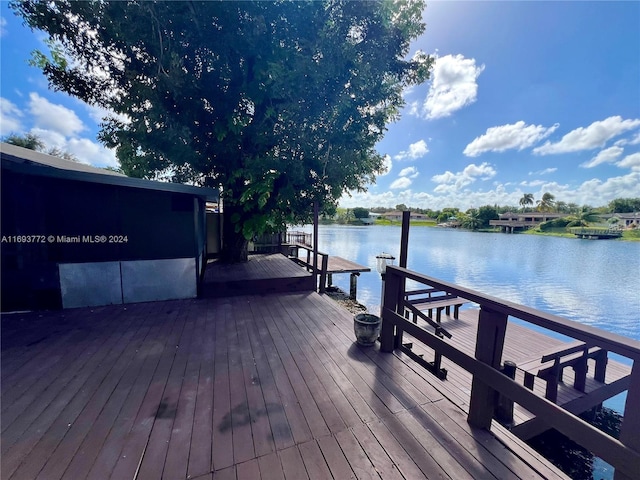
[305, 225, 640, 342]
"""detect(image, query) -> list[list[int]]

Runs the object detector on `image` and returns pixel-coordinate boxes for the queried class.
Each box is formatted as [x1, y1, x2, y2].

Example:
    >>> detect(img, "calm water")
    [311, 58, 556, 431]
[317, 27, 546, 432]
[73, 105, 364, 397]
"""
[302, 224, 639, 413]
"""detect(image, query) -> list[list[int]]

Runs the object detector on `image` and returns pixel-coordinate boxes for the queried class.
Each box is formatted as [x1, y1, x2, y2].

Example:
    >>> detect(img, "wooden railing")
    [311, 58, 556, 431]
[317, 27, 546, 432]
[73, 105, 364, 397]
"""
[379, 265, 640, 480]
[286, 230, 313, 248]
[287, 243, 328, 294]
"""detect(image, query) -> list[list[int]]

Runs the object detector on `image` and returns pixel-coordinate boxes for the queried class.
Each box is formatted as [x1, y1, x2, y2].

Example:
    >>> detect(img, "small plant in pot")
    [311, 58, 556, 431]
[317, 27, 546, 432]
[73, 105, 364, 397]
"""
[353, 313, 381, 346]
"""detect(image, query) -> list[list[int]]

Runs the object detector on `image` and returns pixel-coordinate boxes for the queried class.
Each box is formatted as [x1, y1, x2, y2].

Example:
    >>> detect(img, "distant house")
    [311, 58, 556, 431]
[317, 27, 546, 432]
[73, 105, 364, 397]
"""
[1, 143, 218, 311]
[379, 211, 434, 222]
[489, 211, 566, 233]
[601, 212, 640, 229]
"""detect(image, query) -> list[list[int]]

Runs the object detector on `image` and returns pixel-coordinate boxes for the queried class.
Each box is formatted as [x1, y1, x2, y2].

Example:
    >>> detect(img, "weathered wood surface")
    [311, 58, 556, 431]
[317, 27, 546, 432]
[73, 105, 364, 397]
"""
[202, 253, 315, 297]
[1, 292, 567, 480]
[397, 307, 632, 437]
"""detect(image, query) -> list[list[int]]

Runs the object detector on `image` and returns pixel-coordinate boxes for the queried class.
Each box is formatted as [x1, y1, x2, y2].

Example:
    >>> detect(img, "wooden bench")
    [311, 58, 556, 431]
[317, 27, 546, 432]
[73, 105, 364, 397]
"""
[517, 340, 608, 403]
[406, 293, 469, 323]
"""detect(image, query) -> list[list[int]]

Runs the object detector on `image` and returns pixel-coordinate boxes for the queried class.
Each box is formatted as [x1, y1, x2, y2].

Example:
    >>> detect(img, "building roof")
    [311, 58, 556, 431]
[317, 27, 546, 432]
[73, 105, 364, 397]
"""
[1, 142, 219, 201]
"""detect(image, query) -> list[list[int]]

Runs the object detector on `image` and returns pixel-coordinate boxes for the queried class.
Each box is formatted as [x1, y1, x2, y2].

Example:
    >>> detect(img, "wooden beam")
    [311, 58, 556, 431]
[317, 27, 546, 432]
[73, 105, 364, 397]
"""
[468, 306, 508, 429]
[399, 211, 410, 268]
[616, 360, 640, 480]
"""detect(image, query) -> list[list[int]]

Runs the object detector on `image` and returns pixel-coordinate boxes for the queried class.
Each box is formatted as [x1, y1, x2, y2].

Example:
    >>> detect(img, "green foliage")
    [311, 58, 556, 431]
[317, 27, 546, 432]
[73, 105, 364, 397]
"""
[608, 197, 640, 213]
[437, 208, 460, 224]
[537, 192, 556, 212]
[3, 132, 78, 161]
[538, 217, 572, 231]
[519, 193, 534, 211]
[12, 0, 432, 261]
[564, 207, 601, 228]
[3, 132, 45, 151]
[352, 207, 369, 219]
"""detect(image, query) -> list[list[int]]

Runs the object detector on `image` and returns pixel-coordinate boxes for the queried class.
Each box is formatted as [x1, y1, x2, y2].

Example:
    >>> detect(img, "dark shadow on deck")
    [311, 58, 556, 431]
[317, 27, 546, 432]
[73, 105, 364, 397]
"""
[201, 253, 315, 298]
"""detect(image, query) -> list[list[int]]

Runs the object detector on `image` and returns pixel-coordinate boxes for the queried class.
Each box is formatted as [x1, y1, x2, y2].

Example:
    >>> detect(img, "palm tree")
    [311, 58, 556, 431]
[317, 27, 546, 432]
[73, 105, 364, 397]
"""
[461, 209, 482, 230]
[537, 192, 556, 212]
[519, 193, 534, 212]
[566, 207, 601, 227]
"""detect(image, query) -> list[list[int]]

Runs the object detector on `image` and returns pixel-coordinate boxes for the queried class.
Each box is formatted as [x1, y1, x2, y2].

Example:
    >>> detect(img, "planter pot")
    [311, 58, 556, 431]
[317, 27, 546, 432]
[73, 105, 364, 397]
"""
[353, 313, 381, 346]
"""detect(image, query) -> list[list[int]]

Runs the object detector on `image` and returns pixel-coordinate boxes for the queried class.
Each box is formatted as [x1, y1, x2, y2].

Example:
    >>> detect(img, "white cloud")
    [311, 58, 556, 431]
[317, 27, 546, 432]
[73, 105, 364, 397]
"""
[29, 127, 118, 168]
[520, 180, 545, 187]
[421, 54, 485, 119]
[390, 177, 413, 189]
[528, 168, 557, 176]
[29, 92, 86, 136]
[0, 97, 24, 135]
[378, 154, 392, 176]
[463, 121, 559, 157]
[431, 162, 496, 190]
[615, 131, 640, 146]
[580, 146, 624, 168]
[394, 139, 429, 161]
[341, 171, 640, 212]
[0, 17, 7, 37]
[399, 166, 419, 178]
[66, 138, 118, 167]
[617, 152, 640, 172]
[533, 116, 640, 155]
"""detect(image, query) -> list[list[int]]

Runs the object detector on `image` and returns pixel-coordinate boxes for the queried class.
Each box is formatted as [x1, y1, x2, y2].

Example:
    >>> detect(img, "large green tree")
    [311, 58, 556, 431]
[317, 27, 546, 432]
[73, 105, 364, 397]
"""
[12, 0, 432, 262]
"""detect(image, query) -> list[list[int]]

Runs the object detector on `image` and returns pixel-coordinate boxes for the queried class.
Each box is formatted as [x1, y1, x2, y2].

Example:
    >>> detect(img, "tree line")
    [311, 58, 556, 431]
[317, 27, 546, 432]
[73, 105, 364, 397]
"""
[342, 196, 640, 230]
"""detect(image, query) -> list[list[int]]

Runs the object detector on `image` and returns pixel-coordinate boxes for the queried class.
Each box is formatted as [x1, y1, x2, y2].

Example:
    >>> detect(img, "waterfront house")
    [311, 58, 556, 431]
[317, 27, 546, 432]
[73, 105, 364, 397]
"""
[1, 143, 218, 311]
[379, 211, 434, 221]
[490, 211, 567, 232]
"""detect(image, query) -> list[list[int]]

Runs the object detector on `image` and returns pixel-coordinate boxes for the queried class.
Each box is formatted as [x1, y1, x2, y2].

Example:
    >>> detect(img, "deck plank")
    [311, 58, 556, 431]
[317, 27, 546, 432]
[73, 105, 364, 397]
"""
[1, 290, 571, 480]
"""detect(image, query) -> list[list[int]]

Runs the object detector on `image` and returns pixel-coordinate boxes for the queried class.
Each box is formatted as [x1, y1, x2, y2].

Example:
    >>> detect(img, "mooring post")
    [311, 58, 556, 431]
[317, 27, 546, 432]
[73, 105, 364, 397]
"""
[399, 211, 410, 268]
[349, 272, 359, 300]
[468, 305, 509, 429]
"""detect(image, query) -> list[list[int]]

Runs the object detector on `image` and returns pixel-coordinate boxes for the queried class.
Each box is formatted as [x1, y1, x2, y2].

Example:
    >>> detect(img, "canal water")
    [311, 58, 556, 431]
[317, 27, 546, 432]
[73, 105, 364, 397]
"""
[302, 225, 639, 403]
[304, 224, 639, 479]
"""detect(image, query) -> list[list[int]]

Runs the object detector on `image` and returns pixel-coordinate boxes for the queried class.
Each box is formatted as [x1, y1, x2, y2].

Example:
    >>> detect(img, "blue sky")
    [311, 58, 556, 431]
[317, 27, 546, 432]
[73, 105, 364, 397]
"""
[1, 1, 639, 211]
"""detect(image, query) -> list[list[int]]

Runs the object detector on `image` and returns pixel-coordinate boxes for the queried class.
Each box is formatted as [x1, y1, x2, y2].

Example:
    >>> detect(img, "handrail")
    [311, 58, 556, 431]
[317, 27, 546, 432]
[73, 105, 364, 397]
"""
[389, 266, 640, 360]
[288, 243, 329, 294]
[379, 265, 640, 479]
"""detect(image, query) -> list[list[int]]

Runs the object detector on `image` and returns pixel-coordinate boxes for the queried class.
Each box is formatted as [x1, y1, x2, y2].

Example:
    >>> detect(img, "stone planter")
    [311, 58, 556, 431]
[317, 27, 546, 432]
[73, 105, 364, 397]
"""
[353, 313, 381, 346]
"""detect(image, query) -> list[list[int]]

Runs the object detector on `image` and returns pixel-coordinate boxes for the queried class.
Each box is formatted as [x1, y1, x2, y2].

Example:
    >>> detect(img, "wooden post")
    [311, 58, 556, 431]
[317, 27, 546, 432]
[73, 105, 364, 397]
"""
[468, 305, 509, 429]
[615, 359, 640, 480]
[319, 254, 328, 294]
[313, 202, 319, 282]
[400, 211, 410, 268]
[380, 269, 400, 353]
[495, 361, 516, 426]
[349, 272, 359, 300]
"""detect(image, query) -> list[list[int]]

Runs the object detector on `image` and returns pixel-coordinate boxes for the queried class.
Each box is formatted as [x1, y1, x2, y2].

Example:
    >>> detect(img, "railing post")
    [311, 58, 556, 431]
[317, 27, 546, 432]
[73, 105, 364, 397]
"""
[468, 305, 509, 429]
[319, 254, 328, 294]
[380, 269, 401, 353]
[615, 359, 640, 480]
[495, 361, 516, 426]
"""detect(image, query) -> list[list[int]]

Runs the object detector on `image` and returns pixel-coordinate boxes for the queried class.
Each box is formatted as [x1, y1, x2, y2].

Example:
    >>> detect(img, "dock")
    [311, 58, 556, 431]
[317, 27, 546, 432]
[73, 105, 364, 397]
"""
[3, 253, 638, 479]
[1, 290, 567, 480]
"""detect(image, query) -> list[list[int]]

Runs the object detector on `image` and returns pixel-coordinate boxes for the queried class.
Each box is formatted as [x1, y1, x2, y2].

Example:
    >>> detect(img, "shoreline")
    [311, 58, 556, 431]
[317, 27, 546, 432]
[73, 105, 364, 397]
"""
[319, 221, 640, 242]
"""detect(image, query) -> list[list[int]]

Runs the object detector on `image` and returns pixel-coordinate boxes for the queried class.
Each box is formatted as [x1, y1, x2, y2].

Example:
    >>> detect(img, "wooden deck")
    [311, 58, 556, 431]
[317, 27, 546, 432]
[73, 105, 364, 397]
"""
[398, 308, 632, 440]
[202, 253, 315, 297]
[1, 292, 567, 480]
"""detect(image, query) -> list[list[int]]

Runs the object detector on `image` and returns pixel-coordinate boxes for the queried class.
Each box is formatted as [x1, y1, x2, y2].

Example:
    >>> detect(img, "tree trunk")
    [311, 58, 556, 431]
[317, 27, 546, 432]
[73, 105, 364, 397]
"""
[220, 204, 249, 263]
